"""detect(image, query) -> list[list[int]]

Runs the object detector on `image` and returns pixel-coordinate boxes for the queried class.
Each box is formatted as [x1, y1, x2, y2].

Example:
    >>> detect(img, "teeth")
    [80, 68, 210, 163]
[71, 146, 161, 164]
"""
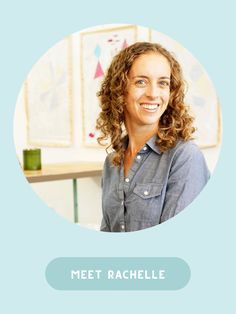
[141, 104, 159, 109]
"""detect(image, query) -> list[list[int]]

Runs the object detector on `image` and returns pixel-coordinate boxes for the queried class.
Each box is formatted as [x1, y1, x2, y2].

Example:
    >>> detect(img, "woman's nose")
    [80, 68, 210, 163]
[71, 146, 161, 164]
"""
[145, 83, 160, 99]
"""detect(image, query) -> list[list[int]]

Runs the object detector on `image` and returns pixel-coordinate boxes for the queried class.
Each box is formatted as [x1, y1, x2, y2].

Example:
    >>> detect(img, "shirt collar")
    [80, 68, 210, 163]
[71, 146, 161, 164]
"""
[146, 134, 161, 155]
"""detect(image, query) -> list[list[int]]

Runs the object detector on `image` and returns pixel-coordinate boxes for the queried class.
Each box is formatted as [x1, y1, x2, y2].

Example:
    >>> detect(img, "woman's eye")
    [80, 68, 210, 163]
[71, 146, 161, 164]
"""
[135, 79, 147, 87]
[159, 80, 170, 87]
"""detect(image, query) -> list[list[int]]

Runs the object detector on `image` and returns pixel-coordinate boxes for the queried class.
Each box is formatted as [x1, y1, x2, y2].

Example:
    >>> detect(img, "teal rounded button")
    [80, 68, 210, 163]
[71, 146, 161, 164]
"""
[46, 257, 190, 290]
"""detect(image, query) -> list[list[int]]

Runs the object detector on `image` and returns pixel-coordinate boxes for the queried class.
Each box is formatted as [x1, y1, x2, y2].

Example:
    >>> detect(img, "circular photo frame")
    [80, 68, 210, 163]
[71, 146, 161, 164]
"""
[14, 23, 222, 232]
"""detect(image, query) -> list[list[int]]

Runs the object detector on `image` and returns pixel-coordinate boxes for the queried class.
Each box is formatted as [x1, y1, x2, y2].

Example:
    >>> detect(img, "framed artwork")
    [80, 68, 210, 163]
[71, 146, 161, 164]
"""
[25, 36, 73, 147]
[150, 29, 221, 148]
[80, 25, 137, 147]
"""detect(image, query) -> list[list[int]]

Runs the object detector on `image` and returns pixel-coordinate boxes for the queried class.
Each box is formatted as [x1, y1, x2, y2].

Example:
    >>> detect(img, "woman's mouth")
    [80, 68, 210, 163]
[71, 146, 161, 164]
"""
[140, 103, 160, 112]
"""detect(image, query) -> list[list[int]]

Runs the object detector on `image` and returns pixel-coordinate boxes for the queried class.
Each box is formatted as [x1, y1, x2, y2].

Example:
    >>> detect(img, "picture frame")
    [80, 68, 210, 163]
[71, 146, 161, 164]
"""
[150, 29, 221, 148]
[80, 25, 138, 147]
[25, 36, 73, 147]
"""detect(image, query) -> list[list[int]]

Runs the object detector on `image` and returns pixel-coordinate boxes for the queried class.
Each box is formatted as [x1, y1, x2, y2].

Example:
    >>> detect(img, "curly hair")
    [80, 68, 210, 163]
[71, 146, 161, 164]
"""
[96, 42, 195, 166]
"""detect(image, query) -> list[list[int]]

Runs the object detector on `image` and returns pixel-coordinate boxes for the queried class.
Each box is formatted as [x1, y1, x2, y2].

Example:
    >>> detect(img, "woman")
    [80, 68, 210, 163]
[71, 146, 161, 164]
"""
[96, 42, 210, 232]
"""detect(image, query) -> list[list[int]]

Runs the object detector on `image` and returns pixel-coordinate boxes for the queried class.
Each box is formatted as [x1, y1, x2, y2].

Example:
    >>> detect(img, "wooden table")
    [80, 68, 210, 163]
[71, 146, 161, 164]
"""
[24, 162, 103, 223]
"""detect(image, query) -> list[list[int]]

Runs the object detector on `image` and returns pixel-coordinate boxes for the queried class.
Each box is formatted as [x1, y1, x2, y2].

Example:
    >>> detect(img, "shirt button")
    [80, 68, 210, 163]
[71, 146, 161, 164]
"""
[136, 155, 141, 160]
[121, 201, 124, 206]
[143, 146, 147, 151]
[144, 190, 149, 196]
[125, 178, 130, 183]
[121, 224, 125, 230]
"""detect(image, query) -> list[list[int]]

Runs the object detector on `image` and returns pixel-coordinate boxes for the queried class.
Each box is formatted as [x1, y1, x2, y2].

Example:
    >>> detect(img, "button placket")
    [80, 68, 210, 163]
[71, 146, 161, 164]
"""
[118, 162, 125, 229]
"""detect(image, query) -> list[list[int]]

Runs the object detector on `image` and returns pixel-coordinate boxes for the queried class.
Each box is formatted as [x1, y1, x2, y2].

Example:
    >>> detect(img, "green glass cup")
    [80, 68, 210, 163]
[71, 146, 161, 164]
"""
[23, 149, 41, 170]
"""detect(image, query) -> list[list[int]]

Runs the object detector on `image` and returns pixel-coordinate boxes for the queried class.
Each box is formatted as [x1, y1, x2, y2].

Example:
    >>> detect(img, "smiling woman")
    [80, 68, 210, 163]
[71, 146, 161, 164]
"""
[123, 53, 171, 177]
[96, 42, 210, 232]
[124, 53, 170, 139]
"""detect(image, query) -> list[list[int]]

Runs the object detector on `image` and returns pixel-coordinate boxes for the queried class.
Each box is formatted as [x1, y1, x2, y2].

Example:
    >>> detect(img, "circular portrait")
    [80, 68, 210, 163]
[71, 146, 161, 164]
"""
[14, 24, 222, 232]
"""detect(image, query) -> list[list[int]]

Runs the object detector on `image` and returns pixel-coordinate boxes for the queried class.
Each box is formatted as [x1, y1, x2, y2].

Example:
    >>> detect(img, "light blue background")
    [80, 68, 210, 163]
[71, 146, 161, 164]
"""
[1, 0, 235, 312]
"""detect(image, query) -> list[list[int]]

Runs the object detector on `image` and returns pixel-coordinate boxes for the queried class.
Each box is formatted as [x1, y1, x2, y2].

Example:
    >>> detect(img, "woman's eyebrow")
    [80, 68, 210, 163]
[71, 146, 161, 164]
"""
[131, 75, 149, 79]
[159, 76, 171, 80]
[131, 75, 170, 80]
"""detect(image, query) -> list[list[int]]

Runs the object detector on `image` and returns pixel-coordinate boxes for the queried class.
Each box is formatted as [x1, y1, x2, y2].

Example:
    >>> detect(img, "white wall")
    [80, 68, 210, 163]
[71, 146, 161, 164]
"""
[31, 177, 102, 229]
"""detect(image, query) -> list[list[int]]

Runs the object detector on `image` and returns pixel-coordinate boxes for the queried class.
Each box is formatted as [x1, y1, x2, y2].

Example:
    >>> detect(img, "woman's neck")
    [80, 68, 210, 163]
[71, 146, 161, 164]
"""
[126, 125, 158, 155]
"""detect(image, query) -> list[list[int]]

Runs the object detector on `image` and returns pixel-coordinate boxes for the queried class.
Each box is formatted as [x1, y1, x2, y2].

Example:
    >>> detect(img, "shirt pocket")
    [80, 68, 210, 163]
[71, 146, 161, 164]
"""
[133, 183, 163, 199]
[127, 182, 164, 226]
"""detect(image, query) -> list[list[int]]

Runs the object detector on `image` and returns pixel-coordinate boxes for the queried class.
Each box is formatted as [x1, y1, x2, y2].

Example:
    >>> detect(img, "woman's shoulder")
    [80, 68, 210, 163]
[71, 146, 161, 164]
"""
[172, 139, 201, 154]
[166, 139, 210, 181]
[103, 152, 113, 166]
[168, 139, 205, 164]
[103, 152, 117, 171]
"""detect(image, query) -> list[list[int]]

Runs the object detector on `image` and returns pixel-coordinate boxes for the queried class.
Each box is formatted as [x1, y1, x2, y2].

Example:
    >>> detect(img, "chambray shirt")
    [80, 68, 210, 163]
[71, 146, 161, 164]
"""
[100, 135, 210, 232]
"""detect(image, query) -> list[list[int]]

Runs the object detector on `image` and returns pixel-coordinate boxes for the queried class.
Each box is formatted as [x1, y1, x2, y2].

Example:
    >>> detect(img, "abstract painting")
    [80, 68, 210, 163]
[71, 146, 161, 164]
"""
[25, 36, 73, 146]
[80, 25, 137, 147]
[150, 29, 221, 147]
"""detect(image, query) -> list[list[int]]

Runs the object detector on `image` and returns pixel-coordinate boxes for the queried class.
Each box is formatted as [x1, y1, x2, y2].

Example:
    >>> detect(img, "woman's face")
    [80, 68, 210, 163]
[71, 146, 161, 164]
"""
[124, 52, 171, 131]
